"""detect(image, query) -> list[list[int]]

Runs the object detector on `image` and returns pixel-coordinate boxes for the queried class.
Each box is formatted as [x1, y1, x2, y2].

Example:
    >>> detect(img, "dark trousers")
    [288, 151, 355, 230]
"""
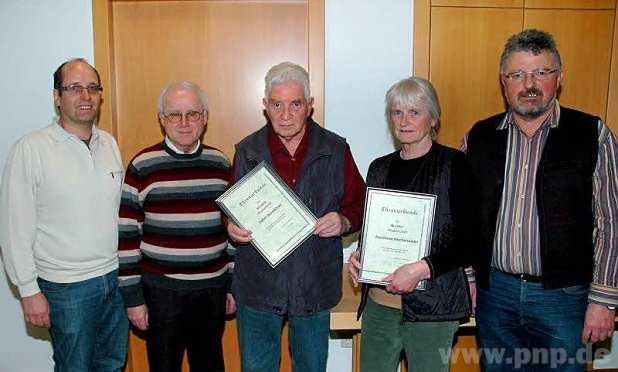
[143, 282, 227, 372]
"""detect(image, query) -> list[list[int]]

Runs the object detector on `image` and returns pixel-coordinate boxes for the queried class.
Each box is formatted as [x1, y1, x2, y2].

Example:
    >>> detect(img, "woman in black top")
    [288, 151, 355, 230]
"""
[348, 77, 478, 372]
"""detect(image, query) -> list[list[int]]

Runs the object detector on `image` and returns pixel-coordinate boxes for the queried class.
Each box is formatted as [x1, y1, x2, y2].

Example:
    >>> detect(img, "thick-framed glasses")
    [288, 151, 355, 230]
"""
[58, 84, 103, 95]
[162, 110, 204, 124]
[503, 68, 560, 82]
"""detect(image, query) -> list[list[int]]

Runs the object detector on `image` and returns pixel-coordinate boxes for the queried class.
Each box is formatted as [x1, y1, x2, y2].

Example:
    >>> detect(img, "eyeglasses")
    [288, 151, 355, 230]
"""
[503, 68, 560, 82]
[58, 84, 103, 95]
[162, 110, 204, 124]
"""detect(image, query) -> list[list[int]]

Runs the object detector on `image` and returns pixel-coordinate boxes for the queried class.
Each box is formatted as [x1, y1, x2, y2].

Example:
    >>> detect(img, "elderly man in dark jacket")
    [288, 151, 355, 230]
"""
[226, 61, 366, 372]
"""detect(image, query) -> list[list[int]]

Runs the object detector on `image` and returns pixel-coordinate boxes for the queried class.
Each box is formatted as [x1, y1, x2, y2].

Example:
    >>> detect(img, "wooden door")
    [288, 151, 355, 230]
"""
[92, 1, 324, 371]
[93, 0, 324, 163]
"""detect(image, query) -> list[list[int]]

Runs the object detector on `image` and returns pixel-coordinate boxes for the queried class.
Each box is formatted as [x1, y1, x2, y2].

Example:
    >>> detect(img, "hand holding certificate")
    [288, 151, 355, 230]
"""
[358, 187, 436, 289]
[216, 162, 317, 268]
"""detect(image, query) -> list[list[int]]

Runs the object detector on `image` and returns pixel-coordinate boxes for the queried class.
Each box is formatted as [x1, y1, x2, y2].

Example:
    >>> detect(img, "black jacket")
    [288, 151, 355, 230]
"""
[358, 144, 477, 321]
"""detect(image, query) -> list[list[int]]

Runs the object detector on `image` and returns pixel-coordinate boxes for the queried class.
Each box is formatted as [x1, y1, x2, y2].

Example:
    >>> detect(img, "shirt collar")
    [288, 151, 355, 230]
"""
[50, 117, 100, 143]
[164, 136, 201, 154]
[497, 100, 561, 131]
[267, 121, 311, 156]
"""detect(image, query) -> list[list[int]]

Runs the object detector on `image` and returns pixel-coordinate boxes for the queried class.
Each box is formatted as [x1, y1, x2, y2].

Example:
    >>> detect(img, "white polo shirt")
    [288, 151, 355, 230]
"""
[0, 120, 124, 297]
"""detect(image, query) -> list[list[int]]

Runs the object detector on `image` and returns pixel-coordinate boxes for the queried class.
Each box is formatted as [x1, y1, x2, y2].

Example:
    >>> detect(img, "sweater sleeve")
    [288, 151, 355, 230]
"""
[222, 154, 235, 292]
[0, 138, 42, 297]
[118, 161, 146, 307]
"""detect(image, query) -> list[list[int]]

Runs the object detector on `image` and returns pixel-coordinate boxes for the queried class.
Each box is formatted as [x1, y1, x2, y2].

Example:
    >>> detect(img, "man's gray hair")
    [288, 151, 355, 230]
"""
[500, 29, 562, 73]
[157, 81, 209, 113]
[264, 62, 311, 99]
[385, 77, 441, 140]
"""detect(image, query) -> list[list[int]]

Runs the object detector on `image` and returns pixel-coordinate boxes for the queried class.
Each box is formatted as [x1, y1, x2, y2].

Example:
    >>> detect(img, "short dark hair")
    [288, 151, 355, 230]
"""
[500, 29, 562, 72]
[53, 58, 101, 94]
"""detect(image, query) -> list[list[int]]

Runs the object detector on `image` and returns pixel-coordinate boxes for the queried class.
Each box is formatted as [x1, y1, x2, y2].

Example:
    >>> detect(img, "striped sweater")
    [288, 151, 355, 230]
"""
[118, 141, 233, 307]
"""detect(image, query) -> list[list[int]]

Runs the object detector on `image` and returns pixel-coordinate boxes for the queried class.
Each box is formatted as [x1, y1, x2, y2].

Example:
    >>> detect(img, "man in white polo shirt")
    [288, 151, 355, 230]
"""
[0, 58, 128, 371]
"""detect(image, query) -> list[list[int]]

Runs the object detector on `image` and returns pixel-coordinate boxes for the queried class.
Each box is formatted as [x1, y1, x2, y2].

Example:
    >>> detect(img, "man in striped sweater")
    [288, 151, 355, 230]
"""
[118, 81, 234, 372]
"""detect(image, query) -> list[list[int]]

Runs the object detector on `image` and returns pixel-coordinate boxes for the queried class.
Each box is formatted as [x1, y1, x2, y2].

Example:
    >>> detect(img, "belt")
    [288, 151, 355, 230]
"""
[494, 268, 542, 283]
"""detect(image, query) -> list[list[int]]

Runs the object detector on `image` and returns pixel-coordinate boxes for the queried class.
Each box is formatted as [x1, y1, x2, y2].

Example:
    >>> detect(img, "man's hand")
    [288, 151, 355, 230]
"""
[21, 292, 50, 328]
[582, 303, 615, 343]
[227, 221, 252, 243]
[314, 212, 350, 238]
[468, 282, 477, 316]
[127, 304, 149, 331]
[383, 260, 431, 294]
[348, 250, 361, 287]
[226, 293, 236, 315]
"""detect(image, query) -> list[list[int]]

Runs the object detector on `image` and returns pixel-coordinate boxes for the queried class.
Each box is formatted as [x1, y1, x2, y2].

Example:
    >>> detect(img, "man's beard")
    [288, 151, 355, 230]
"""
[511, 87, 553, 119]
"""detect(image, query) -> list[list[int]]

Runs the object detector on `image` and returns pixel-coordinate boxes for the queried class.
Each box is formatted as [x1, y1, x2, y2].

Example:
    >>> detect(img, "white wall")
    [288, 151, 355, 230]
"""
[0, 1, 94, 371]
[325, 1, 412, 178]
[324, 1, 412, 370]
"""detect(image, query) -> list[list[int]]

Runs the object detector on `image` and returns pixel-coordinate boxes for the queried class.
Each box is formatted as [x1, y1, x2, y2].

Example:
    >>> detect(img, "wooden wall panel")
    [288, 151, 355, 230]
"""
[524, 0, 615, 9]
[429, 7, 523, 147]
[451, 333, 481, 372]
[308, 0, 325, 125]
[92, 0, 115, 136]
[414, 0, 431, 78]
[607, 5, 618, 132]
[524, 9, 615, 119]
[432, 0, 523, 7]
[111, 1, 309, 163]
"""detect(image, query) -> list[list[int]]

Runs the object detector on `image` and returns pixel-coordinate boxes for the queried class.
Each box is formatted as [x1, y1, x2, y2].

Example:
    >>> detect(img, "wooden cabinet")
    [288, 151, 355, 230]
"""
[524, 9, 614, 119]
[414, 0, 618, 148]
[429, 6, 522, 147]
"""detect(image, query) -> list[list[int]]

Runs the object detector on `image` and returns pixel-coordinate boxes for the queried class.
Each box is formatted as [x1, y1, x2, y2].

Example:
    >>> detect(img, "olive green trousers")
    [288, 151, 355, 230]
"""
[360, 297, 459, 372]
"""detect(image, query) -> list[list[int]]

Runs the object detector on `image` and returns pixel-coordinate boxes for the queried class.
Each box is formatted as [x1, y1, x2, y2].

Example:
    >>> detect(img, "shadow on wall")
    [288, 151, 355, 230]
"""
[1, 256, 52, 342]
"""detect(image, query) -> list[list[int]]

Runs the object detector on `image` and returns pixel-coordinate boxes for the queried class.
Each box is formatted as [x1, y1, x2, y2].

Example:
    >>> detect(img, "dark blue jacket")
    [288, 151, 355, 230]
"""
[231, 120, 347, 316]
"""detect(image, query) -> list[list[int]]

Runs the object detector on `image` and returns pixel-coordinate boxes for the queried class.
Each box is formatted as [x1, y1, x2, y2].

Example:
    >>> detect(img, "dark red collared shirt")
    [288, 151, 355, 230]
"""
[267, 124, 366, 232]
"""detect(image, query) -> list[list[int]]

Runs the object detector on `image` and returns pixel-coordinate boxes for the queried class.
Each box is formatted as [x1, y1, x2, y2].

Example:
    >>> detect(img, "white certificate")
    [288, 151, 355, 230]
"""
[216, 161, 317, 268]
[358, 187, 436, 289]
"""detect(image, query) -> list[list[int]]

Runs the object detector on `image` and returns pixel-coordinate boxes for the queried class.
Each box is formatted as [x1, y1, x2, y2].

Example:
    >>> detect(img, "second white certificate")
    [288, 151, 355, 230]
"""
[216, 161, 317, 268]
[359, 187, 437, 287]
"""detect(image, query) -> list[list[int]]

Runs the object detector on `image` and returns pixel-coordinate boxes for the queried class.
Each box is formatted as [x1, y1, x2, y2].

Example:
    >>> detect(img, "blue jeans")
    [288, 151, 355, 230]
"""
[476, 270, 588, 372]
[236, 303, 330, 372]
[38, 270, 129, 372]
